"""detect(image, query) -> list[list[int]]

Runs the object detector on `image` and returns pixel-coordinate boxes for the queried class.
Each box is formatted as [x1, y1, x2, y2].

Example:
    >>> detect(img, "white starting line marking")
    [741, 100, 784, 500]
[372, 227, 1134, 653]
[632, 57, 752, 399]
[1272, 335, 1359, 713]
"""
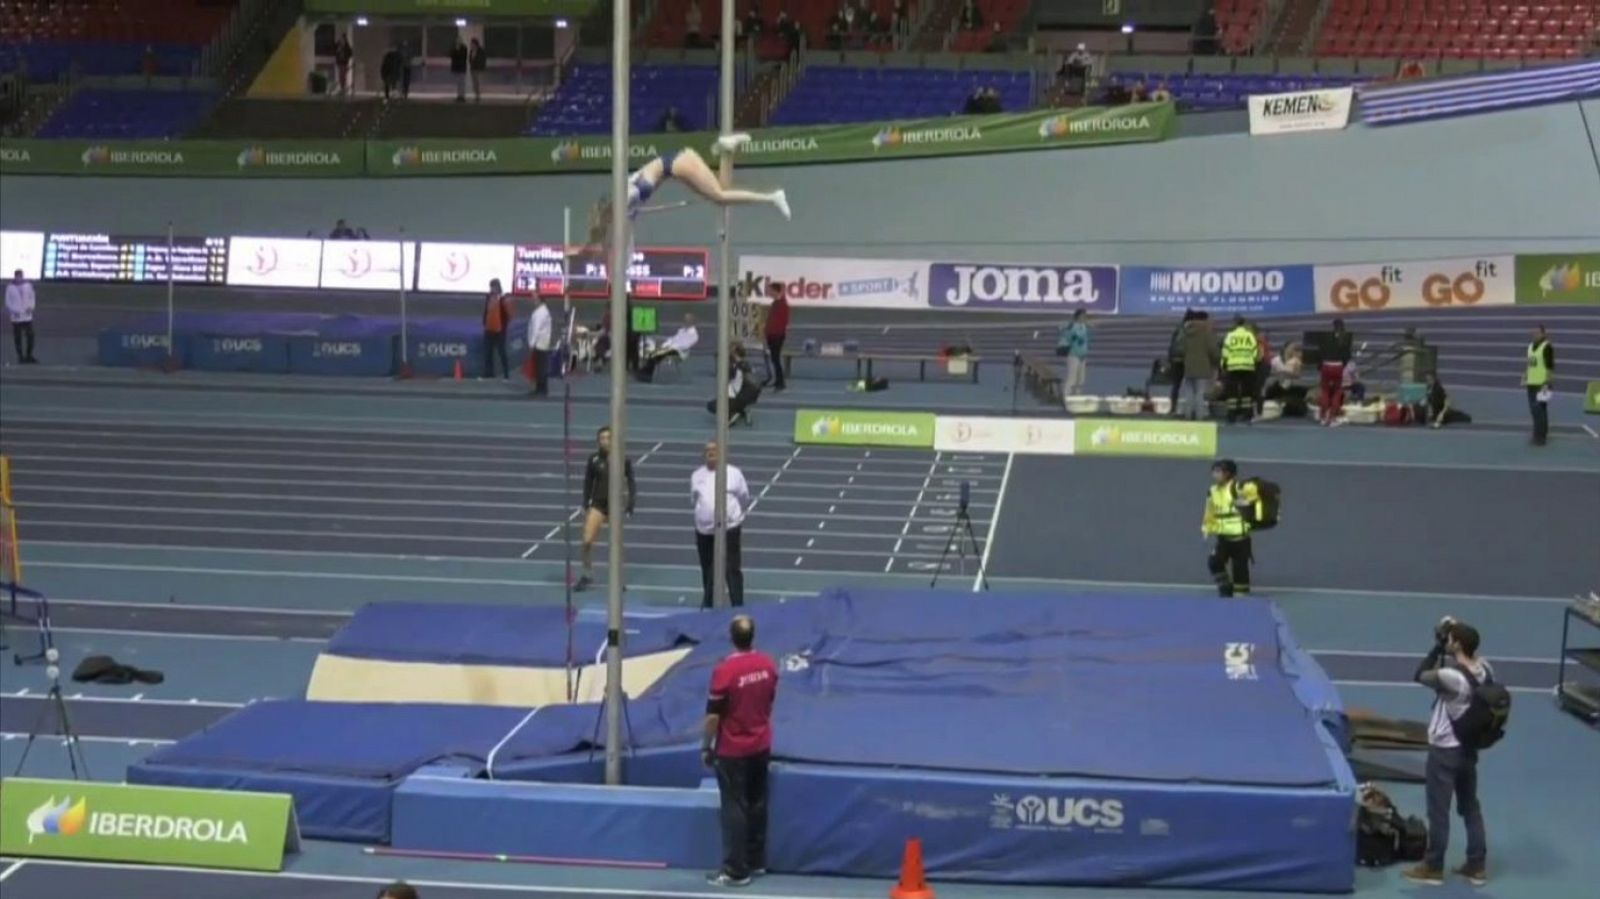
[973, 453, 1015, 591]
[1583, 424, 1598, 440]
[887, 451, 941, 573]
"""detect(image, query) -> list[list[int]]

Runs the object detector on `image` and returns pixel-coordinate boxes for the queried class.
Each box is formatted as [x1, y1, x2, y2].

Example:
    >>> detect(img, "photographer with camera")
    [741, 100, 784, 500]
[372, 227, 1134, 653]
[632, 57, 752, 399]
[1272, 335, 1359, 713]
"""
[1405, 616, 1505, 887]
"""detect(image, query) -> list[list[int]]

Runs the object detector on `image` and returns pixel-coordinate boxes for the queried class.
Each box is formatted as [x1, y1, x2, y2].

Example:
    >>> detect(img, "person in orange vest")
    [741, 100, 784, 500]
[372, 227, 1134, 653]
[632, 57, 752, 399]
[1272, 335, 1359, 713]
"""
[482, 278, 513, 379]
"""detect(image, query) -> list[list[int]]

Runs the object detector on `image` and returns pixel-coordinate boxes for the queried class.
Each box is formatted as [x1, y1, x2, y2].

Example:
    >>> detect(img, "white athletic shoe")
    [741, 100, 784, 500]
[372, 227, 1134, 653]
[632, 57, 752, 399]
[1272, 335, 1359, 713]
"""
[714, 132, 753, 155]
[770, 189, 791, 220]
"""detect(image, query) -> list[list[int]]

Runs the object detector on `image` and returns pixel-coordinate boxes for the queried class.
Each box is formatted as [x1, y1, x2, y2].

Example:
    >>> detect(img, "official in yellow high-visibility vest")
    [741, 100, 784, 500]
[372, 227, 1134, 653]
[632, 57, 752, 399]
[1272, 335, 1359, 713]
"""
[1523, 325, 1555, 446]
[1202, 459, 1261, 597]
[1220, 317, 1259, 425]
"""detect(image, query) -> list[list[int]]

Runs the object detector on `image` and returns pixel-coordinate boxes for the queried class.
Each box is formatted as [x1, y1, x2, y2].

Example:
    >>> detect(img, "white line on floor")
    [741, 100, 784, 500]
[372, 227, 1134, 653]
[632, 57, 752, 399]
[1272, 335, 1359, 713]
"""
[888, 452, 940, 574]
[0, 861, 24, 883]
[41, 626, 325, 644]
[750, 446, 802, 510]
[2, 691, 244, 708]
[1583, 424, 1598, 440]
[973, 453, 1014, 591]
[1333, 679, 1550, 695]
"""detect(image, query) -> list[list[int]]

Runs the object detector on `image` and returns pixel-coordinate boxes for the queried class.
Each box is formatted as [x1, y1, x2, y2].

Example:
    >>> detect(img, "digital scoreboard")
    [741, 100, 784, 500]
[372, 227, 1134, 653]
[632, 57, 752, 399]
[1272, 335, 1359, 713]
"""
[43, 233, 227, 284]
[512, 245, 709, 300]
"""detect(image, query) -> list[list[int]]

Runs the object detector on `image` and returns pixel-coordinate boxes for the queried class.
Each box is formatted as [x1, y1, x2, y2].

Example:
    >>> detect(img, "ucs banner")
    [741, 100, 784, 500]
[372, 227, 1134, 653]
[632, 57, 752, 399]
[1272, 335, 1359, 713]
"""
[927, 262, 1118, 313]
[1314, 256, 1515, 313]
[1120, 266, 1315, 316]
[0, 777, 300, 871]
[1515, 253, 1600, 305]
[794, 409, 936, 449]
[739, 256, 928, 310]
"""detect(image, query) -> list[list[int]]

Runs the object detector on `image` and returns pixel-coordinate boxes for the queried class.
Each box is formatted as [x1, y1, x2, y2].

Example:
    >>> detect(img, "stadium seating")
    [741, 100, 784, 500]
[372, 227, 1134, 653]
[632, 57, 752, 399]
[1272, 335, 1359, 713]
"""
[1102, 70, 1369, 111]
[1316, 0, 1596, 59]
[35, 88, 215, 138]
[770, 66, 1032, 125]
[645, 0, 904, 53]
[0, 0, 232, 80]
[528, 63, 719, 136]
[1216, 0, 1271, 54]
[948, 0, 1031, 52]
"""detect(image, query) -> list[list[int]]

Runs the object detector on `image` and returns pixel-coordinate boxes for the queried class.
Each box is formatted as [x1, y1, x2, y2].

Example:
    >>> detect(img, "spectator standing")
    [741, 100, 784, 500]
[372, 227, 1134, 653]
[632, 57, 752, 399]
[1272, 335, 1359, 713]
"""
[743, 5, 764, 40]
[1220, 316, 1258, 424]
[959, 0, 982, 30]
[329, 218, 357, 239]
[894, 0, 912, 39]
[763, 287, 789, 392]
[703, 615, 778, 887]
[399, 42, 414, 98]
[1318, 318, 1354, 426]
[380, 45, 402, 99]
[6, 269, 37, 364]
[1056, 309, 1090, 396]
[1061, 43, 1095, 93]
[527, 294, 552, 397]
[657, 105, 687, 132]
[1251, 321, 1270, 417]
[469, 38, 487, 102]
[1179, 313, 1219, 420]
[1523, 325, 1554, 446]
[692, 441, 750, 609]
[577, 426, 636, 591]
[1405, 618, 1492, 887]
[1165, 311, 1191, 415]
[775, 11, 801, 52]
[450, 41, 469, 102]
[481, 278, 512, 379]
[334, 35, 353, 96]
[1194, 7, 1219, 55]
[686, 0, 704, 47]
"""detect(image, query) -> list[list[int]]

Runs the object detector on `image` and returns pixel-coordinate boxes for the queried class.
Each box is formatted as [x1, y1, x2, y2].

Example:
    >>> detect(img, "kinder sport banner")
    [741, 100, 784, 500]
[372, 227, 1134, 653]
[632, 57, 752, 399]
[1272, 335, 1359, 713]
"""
[1314, 256, 1515, 313]
[1120, 265, 1315, 316]
[0, 104, 1174, 178]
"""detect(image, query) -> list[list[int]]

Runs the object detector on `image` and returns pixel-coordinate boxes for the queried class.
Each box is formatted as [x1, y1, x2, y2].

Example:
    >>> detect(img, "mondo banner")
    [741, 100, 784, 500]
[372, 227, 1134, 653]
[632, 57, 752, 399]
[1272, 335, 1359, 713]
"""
[1314, 256, 1515, 313]
[794, 409, 936, 449]
[1120, 266, 1314, 316]
[0, 777, 300, 871]
[738, 256, 928, 310]
[1515, 253, 1600, 305]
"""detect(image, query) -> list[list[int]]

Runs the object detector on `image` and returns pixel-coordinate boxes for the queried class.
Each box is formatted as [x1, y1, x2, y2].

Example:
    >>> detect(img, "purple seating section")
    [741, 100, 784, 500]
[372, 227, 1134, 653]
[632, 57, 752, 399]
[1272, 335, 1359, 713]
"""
[528, 63, 719, 136]
[37, 88, 215, 139]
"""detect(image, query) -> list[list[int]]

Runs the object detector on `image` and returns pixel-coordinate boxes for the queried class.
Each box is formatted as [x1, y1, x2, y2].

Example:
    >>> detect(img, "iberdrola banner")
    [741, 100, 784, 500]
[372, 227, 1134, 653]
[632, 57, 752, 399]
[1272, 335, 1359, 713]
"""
[1, 103, 1174, 178]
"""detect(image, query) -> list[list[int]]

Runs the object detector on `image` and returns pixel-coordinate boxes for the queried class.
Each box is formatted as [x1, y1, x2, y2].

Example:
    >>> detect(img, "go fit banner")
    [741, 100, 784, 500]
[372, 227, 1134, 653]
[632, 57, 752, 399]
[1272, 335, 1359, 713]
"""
[0, 777, 300, 871]
[1314, 256, 1515, 313]
[793, 409, 936, 448]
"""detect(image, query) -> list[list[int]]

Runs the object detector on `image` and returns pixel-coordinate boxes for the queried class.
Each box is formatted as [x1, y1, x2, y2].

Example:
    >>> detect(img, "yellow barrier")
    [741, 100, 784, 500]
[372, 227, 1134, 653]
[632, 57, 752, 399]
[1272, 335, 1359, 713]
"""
[0, 455, 20, 583]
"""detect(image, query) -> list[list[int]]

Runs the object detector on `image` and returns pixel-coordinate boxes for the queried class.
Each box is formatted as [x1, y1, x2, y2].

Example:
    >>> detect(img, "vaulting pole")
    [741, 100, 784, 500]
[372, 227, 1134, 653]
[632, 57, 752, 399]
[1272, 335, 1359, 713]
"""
[602, 0, 631, 787]
[712, 0, 735, 608]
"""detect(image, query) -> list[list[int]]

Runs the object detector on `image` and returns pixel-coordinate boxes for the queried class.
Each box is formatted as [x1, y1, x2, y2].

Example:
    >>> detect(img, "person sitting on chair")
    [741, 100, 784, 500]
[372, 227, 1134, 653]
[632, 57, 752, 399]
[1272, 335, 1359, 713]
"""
[638, 314, 699, 382]
[707, 344, 760, 426]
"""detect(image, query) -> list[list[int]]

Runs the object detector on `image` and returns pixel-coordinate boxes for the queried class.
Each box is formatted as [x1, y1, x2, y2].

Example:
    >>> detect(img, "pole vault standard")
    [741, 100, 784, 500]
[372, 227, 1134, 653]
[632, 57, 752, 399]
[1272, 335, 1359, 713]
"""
[712, 0, 735, 608]
[602, 0, 631, 788]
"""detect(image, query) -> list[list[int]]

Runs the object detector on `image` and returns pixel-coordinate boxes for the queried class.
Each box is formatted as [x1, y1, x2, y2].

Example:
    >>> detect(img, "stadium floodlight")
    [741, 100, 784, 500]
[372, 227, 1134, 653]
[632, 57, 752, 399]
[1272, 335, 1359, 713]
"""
[355, 16, 369, 26]
[1121, 23, 1136, 34]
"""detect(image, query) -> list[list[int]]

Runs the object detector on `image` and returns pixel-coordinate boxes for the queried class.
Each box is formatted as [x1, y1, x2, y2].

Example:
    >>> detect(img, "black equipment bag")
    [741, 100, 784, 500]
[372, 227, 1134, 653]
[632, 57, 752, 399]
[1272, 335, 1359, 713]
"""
[1452, 666, 1511, 750]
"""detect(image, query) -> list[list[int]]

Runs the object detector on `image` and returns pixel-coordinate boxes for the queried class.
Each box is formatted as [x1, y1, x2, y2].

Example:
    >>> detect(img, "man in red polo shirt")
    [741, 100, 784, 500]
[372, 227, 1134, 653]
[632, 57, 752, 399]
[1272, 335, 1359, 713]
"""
[762, 286, 789, 392]
[703, 615, 779, 887]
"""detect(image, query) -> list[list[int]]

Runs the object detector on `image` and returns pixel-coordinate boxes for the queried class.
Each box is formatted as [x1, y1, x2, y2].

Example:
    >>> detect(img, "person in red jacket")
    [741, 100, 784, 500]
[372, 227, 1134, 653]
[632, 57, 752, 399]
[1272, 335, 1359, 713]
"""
[703, 615, 779, 887]
[763, 288, 789, 391]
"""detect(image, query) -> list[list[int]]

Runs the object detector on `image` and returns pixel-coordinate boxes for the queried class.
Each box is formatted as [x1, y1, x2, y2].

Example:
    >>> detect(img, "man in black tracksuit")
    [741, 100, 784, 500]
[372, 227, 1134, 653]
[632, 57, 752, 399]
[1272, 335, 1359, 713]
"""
[576, 426, 636, 591]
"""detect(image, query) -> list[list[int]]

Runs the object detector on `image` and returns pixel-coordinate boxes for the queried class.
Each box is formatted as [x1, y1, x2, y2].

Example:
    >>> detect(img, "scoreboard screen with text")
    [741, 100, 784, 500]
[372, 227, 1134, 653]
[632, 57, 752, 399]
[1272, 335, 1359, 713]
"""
[43, 233, 227, 284]
[513, 245, 709, 299]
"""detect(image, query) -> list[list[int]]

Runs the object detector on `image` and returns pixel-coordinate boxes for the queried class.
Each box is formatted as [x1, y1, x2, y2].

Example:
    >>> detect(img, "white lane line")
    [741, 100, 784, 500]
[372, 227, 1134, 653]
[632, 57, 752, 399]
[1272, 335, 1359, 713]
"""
[973, 453, 1015, 592]
[750, 446, 801, 510]
[0, 861, 25, 882]
[1583, 424, 1598, 440]
[41, 626, 325, 644]
[2, 692, 244, 708]
[888, 451, 941, 574]
[0, 733, 178, 747]
[637, 440, 666, 464]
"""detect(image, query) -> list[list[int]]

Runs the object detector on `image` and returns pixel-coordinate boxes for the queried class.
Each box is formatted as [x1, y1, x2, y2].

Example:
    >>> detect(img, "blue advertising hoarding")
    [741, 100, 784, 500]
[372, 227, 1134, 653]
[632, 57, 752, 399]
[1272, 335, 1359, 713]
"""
[928, 262, 1118, 313]
[1120, 265, 1315, 316]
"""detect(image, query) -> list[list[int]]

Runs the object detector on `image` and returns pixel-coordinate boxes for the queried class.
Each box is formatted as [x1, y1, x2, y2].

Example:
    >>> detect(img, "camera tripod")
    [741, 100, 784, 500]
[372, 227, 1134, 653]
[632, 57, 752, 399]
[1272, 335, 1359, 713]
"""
[13, 649, 91, 780]
[929, 503, 990, 591]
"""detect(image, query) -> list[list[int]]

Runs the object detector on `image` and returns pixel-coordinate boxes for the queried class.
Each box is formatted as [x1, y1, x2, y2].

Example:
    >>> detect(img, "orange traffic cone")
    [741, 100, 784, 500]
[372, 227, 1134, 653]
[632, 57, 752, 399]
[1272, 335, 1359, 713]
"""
[453, 358, 464, 381]
[889, 838, 935, 899]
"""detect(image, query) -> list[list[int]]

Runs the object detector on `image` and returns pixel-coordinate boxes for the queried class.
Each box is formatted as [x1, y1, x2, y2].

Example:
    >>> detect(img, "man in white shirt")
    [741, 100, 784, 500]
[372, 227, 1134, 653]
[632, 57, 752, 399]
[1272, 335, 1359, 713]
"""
[1405, 617, 1493, 887]
[5, 269, 37, 364]
[690, 440, 750, 609]
[528, 295, 553, 397]
[638, 314, 698, 383]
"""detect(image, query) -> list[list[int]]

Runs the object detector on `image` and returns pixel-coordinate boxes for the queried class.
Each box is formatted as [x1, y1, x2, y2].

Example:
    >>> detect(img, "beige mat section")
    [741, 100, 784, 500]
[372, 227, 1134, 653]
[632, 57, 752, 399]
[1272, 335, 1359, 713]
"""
[306, 647, 694, 707]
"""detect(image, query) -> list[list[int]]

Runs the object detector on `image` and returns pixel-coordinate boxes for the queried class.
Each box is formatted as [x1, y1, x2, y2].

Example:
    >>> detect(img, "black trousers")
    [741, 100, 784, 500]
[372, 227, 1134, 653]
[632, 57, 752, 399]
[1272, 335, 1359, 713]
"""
[714, 752, 769, 879]
[1167, 360, 1185, 408]
[483, 330, 508, 379]
[765, 334, 786, 389]
[1208, 536, 1252, 596]
[11, 321, 35, 362]
[1254, 362, 1270, 415]
[1223, 368, 1255, 422]
[696, 526, 745, 608]
[529, 347, 548, 395]
[1526, 385, 1549, 444]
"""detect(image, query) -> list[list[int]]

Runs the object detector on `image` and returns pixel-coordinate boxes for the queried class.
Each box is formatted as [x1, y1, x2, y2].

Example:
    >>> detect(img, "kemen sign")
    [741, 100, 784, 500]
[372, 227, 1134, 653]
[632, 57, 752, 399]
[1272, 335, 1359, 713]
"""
[1248, 87, 1354, 136]
[794, 409, 936, 449]
[0, 777, 300, 871]
[1315, 256, 1515, 313]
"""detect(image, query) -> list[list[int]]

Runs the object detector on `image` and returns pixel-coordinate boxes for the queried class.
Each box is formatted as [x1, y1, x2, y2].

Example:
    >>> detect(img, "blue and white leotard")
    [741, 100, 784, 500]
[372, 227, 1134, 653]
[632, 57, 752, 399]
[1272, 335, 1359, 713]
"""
[625, 149, 682, 217]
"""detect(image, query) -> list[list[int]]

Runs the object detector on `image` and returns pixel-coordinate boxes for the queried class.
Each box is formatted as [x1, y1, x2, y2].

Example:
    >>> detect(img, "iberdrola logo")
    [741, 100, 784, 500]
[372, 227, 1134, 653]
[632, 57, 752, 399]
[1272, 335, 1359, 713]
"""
[1089, 425, 1117, 447]
[80, 146, 112, 166]
[870, 127, 902, 150]
[810, 416, 843, 438]
[236, 146, 267, 168]
[26, 796, 88, 843]
[391, 146, 422, 167]
[550, 141, 582, 164]
[1538, 262, 1583, 297]
[1038, 116, 1072, 139]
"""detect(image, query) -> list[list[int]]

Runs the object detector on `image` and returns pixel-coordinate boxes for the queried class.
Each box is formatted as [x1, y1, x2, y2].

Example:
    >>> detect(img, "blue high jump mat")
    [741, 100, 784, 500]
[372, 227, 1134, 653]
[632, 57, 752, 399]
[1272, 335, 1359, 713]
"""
[128, 591, 1356, 892]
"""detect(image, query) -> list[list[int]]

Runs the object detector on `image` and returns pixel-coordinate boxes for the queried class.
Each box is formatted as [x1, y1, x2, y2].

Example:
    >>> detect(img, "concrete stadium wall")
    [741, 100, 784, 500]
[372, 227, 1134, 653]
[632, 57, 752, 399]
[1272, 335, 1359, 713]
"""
[2, 100, 1597, 266]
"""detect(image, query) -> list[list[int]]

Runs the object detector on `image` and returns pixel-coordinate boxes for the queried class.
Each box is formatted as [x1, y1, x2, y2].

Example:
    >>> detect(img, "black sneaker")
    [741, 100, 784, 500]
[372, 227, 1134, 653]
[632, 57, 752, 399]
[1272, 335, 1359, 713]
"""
[706, 872, 752, 888]
[573, 575, 592, 592]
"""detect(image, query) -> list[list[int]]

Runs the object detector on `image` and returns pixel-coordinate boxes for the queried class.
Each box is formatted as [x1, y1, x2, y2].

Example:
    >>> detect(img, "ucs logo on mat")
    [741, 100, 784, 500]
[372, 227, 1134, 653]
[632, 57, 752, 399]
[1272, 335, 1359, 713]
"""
[992, 794, 1125, 832]
[1225, 642, 1258, 681]
[26, 796, 87, 843]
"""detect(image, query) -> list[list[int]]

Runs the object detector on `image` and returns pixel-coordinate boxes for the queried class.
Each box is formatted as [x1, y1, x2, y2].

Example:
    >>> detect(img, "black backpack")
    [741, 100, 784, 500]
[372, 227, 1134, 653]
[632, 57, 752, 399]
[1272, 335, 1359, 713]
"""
[1241, 478, 1282, 530]
[1355, 786, 1427, 867]
[1451, 666, 1511, 750]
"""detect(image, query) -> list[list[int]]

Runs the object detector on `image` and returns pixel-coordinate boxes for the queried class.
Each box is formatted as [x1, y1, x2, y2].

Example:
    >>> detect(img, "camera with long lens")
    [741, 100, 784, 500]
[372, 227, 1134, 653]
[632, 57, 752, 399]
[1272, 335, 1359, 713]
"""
[1434, 615, 1459, 646]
